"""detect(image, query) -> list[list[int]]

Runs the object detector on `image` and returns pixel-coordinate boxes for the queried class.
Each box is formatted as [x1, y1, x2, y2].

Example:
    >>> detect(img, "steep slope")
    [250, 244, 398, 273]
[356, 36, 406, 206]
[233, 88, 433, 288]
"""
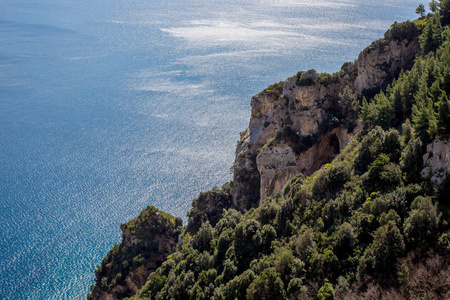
[89, 5, 450, 300]
[233, 22, 420, 208]
[88, 206, 182, 300]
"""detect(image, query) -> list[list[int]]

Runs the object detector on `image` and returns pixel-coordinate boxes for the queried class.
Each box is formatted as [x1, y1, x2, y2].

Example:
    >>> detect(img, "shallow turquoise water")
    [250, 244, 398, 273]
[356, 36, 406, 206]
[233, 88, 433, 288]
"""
[0, 0, 420, 298]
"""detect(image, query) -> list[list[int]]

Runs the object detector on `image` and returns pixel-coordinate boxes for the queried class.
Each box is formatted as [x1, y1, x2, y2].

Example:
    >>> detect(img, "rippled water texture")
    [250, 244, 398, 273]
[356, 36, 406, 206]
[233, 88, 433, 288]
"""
[0, 0, 420, 298]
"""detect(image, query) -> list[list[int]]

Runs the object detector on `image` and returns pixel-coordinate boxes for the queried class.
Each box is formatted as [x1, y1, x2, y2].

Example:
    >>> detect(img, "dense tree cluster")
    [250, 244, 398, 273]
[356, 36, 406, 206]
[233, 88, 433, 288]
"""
[361, 4, 450, 143]
[90, 2, 450, 299]
[88, 206, 182, 299]
[127, 120, 448, 299]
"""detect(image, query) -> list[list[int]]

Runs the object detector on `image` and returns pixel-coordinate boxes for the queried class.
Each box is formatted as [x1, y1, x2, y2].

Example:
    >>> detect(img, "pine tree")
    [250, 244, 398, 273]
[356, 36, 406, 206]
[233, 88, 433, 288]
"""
[391, 77, 405, 125]
[375, 91, 395, 129]
[439, 0, 450, 25]
[420, 14, 443, 54]
[430, 0, 439, 13]
[412, 96, 435, 142]
[437, 93, 450, 134]
[416, 3, 426, 18]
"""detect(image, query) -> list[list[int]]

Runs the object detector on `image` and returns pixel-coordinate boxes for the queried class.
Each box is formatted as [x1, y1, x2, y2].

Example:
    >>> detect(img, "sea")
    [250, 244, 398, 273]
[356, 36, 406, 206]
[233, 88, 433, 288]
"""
[0, 0, 421, 299]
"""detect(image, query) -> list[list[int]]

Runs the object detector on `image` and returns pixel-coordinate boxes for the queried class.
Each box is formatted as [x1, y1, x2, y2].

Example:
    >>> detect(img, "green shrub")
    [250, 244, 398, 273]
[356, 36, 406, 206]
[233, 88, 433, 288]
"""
[235, 220, 262, 268]
[276, 199, 295, 236]
[338, 86, 359, 127]
[389, 21, 421, 41]
[317, 282, 335, 300]
[187, 186, 233, 234]
[354, 127, 385, 174]
[246, 268, 286, 300]
[401, 138, 423, 183]
[287, 277, 308, 298]
[318, 72, 341, 86]
[297, 76, 316, 86]
[312, 163, 351, 200]
[264, 81, 284, 96]
[404, 196, 441, 251]
[359, 221, 405, 276]
[194, 221, 213, 252]
[261, 224, 277, 253]
[331, 222, 356, 259]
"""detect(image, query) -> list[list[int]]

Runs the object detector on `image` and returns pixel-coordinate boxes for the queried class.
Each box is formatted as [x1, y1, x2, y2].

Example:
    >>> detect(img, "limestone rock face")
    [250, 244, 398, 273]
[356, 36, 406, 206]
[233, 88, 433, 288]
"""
[233, 27, 420, 207]
[421, 139, 450, 187]
[257, 142, 298, 204]
[256, 127, 353, 202]
[355, 31, 420, 94]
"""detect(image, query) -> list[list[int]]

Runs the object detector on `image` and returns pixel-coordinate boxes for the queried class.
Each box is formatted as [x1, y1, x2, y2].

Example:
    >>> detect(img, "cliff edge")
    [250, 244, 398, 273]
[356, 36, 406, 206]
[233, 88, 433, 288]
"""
[88, 206, 182, 300]
[233, 24, 420, 208]
[89, 10, 450, 299]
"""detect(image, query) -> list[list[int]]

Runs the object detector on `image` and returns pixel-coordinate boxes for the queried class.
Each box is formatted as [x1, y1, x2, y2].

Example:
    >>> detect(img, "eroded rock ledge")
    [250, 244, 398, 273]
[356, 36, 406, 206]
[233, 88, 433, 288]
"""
[233, 27, 420, 207]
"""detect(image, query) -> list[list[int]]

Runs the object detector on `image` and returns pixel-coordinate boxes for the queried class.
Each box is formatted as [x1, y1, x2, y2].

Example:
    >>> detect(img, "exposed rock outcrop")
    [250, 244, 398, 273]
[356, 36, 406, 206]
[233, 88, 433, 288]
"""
[421, 139, 450, 187]
[256, 127, 353, 203]
[89, 206, 182, 300]
[354, 30, 419, 94]
[233, 26, 420, 207]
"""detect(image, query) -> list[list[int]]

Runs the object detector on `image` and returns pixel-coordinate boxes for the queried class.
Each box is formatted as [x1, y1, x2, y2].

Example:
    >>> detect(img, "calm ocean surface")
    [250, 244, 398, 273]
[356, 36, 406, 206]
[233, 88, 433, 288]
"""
[0, 0, 420, 298]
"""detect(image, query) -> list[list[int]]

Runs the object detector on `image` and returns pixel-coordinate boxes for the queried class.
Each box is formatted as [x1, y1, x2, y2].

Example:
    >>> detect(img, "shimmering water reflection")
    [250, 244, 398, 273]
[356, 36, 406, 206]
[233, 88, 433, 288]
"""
[0, 0, 420, 298]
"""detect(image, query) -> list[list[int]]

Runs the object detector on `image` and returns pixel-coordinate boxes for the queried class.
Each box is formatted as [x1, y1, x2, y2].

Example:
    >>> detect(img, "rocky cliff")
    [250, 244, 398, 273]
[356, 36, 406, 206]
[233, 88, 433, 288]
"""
[422, 139, 450, 187]
[88, 12, 450, 298]
[233, 25, 420, 207]
[88, 206, 182, 300]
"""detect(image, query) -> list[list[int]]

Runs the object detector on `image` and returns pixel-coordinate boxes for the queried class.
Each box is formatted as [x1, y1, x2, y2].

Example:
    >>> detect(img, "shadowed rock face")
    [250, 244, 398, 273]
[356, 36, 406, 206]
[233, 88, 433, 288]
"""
[233, 28, 420, 207]
[256, 128, 352, 203]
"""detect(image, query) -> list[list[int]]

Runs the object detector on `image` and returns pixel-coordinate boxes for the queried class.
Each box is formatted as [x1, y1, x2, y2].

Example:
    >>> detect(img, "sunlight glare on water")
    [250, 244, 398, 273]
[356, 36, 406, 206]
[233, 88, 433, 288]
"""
[0, 0, 420, 298]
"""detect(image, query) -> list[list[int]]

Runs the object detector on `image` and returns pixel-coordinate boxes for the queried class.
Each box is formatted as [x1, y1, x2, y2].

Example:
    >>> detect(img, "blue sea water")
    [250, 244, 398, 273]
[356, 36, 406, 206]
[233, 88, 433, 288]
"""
[0, 0, 421, 299]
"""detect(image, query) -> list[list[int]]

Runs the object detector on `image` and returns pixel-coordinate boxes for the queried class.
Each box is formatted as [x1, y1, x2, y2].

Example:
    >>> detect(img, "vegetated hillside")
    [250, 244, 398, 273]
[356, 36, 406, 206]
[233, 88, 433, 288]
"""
[232, 19, 420, 209]
[89, 206, 183, 299]
[89, 3, 450, 300]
